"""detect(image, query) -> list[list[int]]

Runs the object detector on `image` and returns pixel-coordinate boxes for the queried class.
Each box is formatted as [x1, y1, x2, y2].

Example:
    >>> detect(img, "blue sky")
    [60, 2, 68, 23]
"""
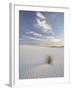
[19, 11, 64, 46]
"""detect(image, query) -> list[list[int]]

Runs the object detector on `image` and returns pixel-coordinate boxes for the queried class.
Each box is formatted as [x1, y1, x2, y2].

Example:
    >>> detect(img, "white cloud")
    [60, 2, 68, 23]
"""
[23, 35, 45, 41]
[44, 36, 63, 42]
[36, 18, 52, 32]
[22, 32, 64, 46]
[52, 38, 62, 42]
[36, 12, 46, 19]
[36, 12, 54, 34]
[42, 37, 64, 46]
[45, 36, 55, 40]
[25, 31, 62, 44]
[26, 36, 42, 41]
[25, 31, 42, 38]
[44, 39, 63, 46]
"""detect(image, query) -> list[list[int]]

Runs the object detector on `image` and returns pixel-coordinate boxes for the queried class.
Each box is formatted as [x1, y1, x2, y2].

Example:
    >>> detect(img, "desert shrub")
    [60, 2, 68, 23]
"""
[46, 56, 53, 64]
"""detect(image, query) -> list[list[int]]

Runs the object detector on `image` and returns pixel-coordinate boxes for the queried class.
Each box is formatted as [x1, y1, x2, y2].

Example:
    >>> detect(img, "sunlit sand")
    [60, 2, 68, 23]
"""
[19, 45, 64, 79]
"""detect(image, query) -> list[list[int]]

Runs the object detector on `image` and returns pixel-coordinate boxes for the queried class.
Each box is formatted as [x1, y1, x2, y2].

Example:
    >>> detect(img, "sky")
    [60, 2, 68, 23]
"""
[19, 10, 64, 46]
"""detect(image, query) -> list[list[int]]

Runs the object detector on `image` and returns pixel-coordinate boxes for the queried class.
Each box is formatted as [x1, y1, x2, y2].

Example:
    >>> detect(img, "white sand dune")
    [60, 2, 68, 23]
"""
[19, 45, 64, 79]
[19, 64, 64, 79]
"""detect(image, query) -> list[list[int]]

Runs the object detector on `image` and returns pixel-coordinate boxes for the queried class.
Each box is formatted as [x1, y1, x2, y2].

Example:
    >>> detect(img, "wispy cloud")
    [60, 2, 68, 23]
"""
[36, 12, 54, 35]
[39, 38, 64, 46]
[25, 31, 42, 38]
[22, 35, 43, 41]
[22, 32, 64, 46]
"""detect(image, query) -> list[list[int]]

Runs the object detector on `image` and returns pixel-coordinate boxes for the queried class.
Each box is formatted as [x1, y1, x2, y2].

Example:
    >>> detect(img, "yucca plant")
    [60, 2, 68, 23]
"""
[47, 56, 53, 64]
